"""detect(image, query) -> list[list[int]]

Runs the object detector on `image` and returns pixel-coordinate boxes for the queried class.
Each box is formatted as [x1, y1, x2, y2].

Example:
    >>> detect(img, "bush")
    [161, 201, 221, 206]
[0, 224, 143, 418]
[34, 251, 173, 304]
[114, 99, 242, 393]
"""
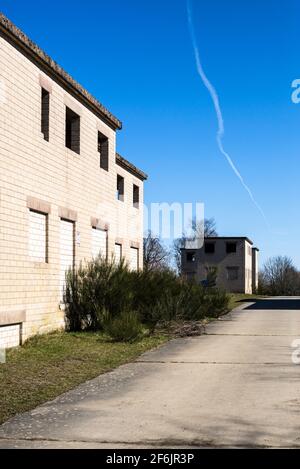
[152, 282, 207, 324]
[102, 310, 143, 342]
[64, 257, 230, 336]
[64, 257, 133, 332]
[203, 288, 230, 318]
[131, 269, 179, 330]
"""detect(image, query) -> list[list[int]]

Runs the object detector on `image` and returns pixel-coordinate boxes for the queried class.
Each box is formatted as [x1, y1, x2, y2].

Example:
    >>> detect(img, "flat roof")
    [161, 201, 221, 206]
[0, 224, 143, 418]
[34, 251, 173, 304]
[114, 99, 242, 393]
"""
[203, 237, 254, 245]
[0, 13, 148, 180]
[0, 13, 122, 130]
[181, 237, 256, 251]
[116, 153, 148, 181]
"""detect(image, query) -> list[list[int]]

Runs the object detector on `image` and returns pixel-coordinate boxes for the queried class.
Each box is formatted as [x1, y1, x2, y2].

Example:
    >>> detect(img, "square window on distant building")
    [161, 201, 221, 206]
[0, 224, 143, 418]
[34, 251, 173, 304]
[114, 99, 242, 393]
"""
[227, 266, 239, 281]
[186, 251, 196, 262]
[186, 272, 196, 282]
[226, 242, 237, 254]
[205, 242, 215, 254]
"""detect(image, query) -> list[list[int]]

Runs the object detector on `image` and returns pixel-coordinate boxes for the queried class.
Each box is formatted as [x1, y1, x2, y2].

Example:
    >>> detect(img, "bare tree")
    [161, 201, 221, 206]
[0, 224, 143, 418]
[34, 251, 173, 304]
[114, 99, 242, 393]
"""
[173, 218, 218, 274]
[192, 217, 218, 238]
[143, 231, 170, 272]
[258, 256, 300, 296]
[172, 236, 187, 274]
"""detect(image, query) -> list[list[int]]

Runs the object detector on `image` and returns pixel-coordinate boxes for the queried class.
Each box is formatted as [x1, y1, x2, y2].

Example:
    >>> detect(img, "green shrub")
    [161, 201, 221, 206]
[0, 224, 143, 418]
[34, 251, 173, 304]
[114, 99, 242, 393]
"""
[132, 269, 179, 330]
[64, 257, 133, 331]
[203, 288, 230, 318]
[64, 257, 230, 335]
[102, 310, 143, 342]
[150, 282, 206, 325]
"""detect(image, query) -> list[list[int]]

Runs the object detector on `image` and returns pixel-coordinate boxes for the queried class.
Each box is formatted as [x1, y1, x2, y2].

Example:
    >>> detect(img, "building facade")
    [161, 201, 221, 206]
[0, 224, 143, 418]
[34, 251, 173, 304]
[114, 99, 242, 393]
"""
[181, 237, 259, 294]
[0, 14, 147, 348]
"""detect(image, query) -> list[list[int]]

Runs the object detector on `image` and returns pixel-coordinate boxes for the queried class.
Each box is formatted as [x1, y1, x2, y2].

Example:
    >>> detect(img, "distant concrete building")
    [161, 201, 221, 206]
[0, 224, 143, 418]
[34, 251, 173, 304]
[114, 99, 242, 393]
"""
[181, 237, 259, 294]
[0, 14, 147, 349]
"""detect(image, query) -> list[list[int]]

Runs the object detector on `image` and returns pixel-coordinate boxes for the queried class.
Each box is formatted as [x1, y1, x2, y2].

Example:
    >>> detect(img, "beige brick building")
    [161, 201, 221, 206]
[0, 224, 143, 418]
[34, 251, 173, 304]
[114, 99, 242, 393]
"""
[181, 237, 259, 294]
[0, 14, 147, 348]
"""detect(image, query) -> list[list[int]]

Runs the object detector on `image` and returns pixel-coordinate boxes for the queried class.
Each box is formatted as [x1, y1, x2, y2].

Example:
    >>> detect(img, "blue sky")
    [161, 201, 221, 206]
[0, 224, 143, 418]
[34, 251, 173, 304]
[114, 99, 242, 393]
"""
[1, 0, 300, 266]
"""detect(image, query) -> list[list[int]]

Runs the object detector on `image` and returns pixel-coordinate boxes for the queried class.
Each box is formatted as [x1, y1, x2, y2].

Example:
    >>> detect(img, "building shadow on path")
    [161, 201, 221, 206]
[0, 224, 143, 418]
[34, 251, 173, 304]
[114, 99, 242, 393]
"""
[242, 298, 300, 311]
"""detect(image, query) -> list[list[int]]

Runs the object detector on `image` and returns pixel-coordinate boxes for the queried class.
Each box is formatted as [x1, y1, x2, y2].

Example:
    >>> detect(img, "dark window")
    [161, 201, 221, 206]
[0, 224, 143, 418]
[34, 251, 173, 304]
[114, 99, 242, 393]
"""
[226, 242, 237, 254]
[98, 131, 109, 171]
[227, 266, 239, 281]
[205, 242, 215, 254]
[133, 184, 139, 208]
[186, 272, 196, 282]
[186, 251, 196, 262]
[65, 107, 80, 154]
[117, 175, 124, 201]
[41, 88, 50, 141]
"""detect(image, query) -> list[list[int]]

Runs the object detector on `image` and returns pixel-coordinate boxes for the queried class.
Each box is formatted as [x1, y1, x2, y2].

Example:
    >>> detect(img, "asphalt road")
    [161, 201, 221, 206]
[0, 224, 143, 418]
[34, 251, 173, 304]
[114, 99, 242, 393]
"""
[0, 297, 300, 448]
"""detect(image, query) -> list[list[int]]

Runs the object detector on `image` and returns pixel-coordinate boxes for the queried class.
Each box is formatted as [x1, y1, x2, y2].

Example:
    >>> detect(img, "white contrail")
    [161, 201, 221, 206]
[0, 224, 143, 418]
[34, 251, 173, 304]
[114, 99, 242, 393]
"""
[187, 0, 269, 225]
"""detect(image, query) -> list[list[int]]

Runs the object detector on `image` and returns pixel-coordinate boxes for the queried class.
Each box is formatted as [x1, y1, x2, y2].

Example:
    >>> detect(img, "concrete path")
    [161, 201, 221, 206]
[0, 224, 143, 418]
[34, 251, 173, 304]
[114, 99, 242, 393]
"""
[1, 297, 300, 448]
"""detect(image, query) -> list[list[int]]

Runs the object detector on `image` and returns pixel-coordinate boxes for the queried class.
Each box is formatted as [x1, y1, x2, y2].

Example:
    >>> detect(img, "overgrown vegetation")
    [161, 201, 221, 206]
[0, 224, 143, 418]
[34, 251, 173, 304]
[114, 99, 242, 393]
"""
[0, 253, 230, 424]
[102, 310, 144, 342]
[64, 257, 230, 340]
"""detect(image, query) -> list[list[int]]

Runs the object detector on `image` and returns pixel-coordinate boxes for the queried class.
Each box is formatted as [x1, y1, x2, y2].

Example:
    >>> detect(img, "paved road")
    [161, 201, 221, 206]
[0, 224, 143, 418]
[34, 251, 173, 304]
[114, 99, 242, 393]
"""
[1, 297, 300, 448]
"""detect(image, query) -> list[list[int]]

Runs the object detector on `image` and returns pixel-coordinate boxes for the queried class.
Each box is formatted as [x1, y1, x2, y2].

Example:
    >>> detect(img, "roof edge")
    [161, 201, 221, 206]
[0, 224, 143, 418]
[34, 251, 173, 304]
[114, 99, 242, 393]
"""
[0, 13, 122, 130]
[204, 237, 254, 245]
[116, 153, 148, 181]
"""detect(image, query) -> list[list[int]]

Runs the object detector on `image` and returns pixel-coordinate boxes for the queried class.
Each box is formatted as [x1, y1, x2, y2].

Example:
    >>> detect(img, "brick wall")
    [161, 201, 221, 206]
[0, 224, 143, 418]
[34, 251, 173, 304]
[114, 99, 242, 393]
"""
[0, 32, 144, 343]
